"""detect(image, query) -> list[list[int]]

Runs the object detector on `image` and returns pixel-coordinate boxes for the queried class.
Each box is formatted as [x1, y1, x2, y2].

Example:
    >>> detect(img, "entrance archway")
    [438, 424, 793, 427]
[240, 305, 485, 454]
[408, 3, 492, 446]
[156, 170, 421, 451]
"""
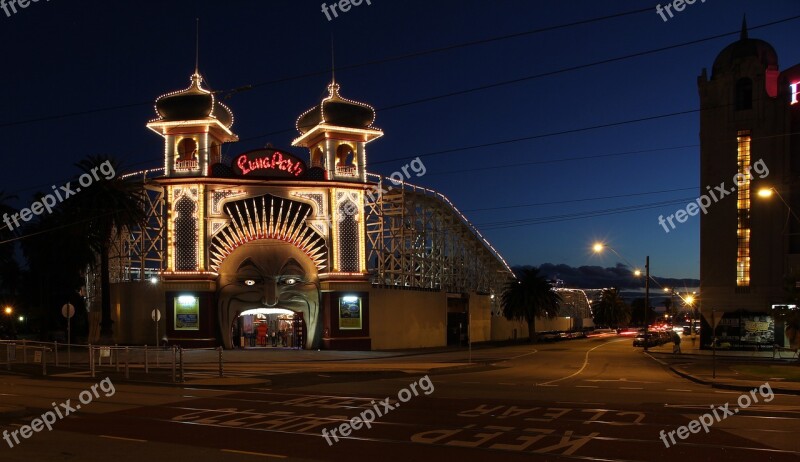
[231, 308, 306, 349]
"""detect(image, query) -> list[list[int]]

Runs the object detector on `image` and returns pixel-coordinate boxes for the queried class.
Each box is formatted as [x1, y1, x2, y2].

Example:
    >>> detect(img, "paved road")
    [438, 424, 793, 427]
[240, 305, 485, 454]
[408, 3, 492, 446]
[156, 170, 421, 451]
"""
[1, 337, 798, 461]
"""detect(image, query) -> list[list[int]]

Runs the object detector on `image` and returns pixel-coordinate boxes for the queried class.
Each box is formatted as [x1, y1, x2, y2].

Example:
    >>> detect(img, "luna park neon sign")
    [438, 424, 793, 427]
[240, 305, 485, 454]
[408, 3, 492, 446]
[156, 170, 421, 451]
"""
[792, 82, 799, 105]
[234, 149, 306, 178]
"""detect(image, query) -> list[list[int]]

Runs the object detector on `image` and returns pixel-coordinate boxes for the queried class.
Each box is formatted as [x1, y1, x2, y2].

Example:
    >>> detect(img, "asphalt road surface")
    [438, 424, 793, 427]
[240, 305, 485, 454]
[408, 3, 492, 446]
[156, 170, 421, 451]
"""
[1, 337, 798, 461]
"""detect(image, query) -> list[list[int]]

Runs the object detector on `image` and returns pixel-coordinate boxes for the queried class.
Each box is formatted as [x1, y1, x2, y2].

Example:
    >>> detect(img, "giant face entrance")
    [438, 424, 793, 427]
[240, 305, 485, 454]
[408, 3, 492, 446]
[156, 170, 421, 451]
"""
[232, 308, 306, 349]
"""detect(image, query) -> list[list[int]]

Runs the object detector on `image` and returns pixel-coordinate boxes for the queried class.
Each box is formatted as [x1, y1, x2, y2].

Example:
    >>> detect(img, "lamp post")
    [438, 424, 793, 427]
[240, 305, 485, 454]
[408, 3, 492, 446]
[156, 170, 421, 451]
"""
[592, 243, 649, 350]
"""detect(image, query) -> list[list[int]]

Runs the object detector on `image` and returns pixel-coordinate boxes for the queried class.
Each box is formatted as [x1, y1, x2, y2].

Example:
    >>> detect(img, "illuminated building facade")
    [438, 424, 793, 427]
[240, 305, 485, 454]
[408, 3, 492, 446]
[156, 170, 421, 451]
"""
[698, 21, 800, 348]
[108, 71, 513, 350]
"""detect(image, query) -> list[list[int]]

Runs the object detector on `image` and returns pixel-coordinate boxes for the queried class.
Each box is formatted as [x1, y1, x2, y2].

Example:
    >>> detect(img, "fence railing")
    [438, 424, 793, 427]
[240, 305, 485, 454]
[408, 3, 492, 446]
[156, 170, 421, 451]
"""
[0, 341, 226, 383]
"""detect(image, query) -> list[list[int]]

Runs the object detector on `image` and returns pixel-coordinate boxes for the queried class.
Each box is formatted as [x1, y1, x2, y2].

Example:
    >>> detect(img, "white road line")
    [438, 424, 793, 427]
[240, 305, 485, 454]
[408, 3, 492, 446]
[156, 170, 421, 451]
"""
[619, 387, 643, 390]
[222, 449, 287, 458]
[536, 384, 558, 387]
[99, 435, 147, 443]
[537, 339, 626, 386]
[576, 385, 599, 388]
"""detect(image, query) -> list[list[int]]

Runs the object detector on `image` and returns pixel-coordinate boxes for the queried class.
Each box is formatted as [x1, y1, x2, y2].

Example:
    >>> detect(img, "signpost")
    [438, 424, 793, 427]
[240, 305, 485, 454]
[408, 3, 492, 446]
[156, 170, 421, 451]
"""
[61, 303, 75, 367]
[152, 309, 161, 365]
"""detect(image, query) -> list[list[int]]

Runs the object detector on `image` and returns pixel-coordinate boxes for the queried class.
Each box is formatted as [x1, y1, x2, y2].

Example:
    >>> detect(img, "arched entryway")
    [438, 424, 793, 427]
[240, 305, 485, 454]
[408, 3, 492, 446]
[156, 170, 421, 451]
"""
[231, 308, 306, 349]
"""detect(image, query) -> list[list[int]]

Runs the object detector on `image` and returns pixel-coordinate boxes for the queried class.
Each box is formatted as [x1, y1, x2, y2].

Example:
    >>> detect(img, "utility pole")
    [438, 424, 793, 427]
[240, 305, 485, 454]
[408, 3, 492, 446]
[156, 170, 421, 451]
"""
[644, 256, 650, 351]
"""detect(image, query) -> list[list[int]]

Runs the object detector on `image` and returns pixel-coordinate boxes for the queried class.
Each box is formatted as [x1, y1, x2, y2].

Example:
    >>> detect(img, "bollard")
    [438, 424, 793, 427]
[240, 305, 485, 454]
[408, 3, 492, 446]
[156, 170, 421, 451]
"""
[179, 347, 184, 383]
[54, 341, 59, 368]
[171, 346, 176, 383]
[125, 347, 130, 379]
[218, 346, 223, 378]
[144, 345, 149, 374]
[90, 345, 96, 378]
[22, 340, 27, 364]
[42, 349, 47, 376]
[6, 343, 10, 371]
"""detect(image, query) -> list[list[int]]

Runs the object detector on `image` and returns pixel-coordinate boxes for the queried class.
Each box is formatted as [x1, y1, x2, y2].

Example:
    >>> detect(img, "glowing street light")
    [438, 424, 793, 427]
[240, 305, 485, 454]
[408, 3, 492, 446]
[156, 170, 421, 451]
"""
[592, 242, 651, 349]
[758, 186, 800, 224]
[3, 306, 12, 315]
[633, 269, 642, 277]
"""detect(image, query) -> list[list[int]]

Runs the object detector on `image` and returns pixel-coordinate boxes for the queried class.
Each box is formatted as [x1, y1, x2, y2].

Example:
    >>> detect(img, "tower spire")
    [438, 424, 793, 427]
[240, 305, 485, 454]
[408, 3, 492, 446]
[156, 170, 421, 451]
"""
[330, 34, 336, 85]
[740, 14, 748, 41]
[195, 18, 200, 75]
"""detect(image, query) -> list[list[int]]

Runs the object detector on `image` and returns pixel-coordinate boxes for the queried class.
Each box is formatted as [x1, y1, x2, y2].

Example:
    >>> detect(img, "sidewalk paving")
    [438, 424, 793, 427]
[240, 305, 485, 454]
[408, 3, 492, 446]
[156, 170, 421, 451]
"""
[645, 336, 800, 395]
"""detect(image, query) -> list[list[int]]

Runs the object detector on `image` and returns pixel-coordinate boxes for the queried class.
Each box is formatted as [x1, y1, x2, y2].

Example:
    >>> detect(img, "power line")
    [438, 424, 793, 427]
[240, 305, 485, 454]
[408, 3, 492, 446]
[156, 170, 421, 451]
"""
[0, 6, 653, 130]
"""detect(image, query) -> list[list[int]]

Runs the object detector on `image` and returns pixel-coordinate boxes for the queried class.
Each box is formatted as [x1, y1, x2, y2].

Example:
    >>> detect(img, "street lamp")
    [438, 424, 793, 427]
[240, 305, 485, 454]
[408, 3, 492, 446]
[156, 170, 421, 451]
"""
[593, 242, 650, 350]
[758, 186, 800, 224]
[3, 306, 11, 316]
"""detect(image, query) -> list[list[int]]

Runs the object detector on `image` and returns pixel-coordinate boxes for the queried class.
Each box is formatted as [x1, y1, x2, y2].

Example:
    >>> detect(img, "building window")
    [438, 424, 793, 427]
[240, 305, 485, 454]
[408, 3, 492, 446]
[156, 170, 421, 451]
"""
[735, 78, 753, 111]
[737, 130, 751, 287]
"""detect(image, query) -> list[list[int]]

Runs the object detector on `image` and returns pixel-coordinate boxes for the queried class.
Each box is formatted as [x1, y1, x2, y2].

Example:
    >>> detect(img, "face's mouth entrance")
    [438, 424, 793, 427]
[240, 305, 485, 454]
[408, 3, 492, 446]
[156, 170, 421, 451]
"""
[239, 308, 295, 316]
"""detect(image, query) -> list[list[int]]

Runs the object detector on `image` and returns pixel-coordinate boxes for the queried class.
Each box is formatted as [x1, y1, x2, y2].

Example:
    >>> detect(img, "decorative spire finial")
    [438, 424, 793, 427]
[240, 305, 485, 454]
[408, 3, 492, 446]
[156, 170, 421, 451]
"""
[740, 14, 748, 41]
[195, 18, 200, 75]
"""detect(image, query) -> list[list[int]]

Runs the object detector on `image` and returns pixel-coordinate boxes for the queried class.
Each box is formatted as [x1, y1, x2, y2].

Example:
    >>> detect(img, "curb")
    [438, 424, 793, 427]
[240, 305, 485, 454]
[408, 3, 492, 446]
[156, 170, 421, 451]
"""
[645, 352, 800, 396]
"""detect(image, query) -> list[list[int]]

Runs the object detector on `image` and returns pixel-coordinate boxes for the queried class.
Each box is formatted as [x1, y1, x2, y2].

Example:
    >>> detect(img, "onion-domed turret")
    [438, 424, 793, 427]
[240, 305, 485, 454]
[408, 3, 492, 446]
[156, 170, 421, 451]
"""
[712, 18, 779, 78]
[296, 81, 377, 134]
[153, 73, 234, 128]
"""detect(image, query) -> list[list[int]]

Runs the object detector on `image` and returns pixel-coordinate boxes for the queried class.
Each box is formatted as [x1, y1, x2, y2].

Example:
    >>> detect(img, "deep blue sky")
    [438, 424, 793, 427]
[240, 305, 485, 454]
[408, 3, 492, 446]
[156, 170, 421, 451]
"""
[1, 0, 799, 279]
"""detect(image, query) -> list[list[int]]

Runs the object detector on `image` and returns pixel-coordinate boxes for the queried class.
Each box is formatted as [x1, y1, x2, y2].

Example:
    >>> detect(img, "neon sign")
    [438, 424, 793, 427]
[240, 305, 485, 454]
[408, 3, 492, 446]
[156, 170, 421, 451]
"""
[233, 148, 306, 178]
[791, 82, 799, 105]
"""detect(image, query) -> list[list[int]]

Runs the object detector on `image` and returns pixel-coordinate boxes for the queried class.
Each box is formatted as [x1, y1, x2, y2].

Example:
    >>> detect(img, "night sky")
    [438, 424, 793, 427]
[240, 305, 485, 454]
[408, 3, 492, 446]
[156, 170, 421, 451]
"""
[2, 0, 799, 279]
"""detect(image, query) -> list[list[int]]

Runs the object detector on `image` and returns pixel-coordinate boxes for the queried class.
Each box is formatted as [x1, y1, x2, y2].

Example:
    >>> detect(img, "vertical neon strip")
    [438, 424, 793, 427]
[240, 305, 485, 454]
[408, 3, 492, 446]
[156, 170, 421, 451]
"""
[198, 184, 205, 270]
[791, 83, 799, 105]
[167, 186, 175, 271]
[357, 190, 367, 272]
[331, 188, 339, 271]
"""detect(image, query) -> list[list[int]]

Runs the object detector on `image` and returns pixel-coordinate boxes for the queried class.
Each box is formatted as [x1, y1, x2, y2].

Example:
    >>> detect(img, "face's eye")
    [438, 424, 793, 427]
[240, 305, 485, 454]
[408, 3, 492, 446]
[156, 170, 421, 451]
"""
[282, 277, 299, 286]
[244, 279, 256, 286]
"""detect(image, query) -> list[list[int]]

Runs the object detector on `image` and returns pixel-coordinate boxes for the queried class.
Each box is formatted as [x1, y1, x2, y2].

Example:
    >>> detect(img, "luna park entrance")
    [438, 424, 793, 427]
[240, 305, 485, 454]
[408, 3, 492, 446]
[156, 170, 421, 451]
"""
[232, 309, 306, 349]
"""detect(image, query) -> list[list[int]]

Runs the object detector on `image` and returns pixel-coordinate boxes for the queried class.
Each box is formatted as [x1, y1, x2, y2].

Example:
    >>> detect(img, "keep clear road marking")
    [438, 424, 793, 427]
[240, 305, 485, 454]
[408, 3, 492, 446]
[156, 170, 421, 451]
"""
[222, 449, 287, 459]
[537, 339, 627, 386]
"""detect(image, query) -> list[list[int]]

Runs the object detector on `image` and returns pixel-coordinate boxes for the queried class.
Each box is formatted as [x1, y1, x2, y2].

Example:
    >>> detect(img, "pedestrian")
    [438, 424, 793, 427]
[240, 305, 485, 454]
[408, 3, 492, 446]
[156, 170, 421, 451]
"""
[672, 331, 682, 354]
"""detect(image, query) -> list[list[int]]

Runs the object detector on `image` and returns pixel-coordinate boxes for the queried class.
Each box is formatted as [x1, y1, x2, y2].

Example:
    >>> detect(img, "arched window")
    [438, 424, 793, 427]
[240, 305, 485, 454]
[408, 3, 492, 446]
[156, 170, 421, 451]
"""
[177, 138, 198, 161]
[311, 146, 324, 168]
[735, 78, 753, 110]
[210, 141, 221, 164]
[335, 144, 356, 176]
[175, 196, 198, 271]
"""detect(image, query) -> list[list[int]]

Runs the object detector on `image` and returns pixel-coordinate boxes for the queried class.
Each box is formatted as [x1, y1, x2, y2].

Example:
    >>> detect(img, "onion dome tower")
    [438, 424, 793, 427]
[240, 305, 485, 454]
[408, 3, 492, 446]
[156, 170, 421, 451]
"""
[147, 71, 238, 177]
[292, 80, 383, 183]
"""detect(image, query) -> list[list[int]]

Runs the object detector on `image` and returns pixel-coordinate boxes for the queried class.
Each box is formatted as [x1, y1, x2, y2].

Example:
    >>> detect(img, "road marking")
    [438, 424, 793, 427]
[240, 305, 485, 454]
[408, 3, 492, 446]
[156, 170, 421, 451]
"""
[619, 387, 643, 390]
[537, 339, 626, 386]
[99, 435, 147, 443]
[222, 449, 287, 458]
[576, 385, 599, 388]
[536, 384, 558, 387]
[667, 389, 692, 392]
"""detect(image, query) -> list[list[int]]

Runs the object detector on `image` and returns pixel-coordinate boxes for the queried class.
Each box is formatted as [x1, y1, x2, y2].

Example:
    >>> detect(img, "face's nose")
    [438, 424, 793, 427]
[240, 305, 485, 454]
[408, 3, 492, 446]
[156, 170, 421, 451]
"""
[262, 279, 279, 307]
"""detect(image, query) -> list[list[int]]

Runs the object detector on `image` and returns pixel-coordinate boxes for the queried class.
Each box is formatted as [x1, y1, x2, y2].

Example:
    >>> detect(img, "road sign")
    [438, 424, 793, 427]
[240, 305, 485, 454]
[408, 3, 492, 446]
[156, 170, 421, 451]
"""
[33, 351, 42, 364]
[151, 309, 161, 322]
[701, 310, 722, 330]
[61, 304, 75, 319]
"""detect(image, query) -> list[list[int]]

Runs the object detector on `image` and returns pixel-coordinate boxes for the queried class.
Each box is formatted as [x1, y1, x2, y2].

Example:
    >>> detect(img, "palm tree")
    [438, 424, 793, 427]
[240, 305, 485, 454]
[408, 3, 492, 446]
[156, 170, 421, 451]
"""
[593, 287, 630, 328]
[68, 155, 146, 341]
[501, 268, 561, 343]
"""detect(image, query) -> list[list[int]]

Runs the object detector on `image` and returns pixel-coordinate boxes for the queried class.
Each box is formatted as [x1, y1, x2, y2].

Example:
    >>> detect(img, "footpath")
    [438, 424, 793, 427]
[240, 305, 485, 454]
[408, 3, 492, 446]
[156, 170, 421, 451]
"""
[646, 335, 800, 395]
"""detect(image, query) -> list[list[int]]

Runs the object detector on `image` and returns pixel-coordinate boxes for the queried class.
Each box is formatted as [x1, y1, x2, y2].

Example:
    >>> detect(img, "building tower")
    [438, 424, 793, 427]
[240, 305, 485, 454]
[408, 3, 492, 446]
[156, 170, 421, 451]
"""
[292, 80, 383, 183]
[148, 71, 238, 272]
[698, 19, 796, 347]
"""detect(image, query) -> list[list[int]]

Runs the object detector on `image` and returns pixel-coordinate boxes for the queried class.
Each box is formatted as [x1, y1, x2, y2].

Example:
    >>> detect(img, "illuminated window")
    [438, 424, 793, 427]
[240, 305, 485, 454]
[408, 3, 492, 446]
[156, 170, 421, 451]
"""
[176, 138, 199, 171]
[311, 146, 324, 168]
[335, 144, 357, 177]
[737, 130, 751, 286]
